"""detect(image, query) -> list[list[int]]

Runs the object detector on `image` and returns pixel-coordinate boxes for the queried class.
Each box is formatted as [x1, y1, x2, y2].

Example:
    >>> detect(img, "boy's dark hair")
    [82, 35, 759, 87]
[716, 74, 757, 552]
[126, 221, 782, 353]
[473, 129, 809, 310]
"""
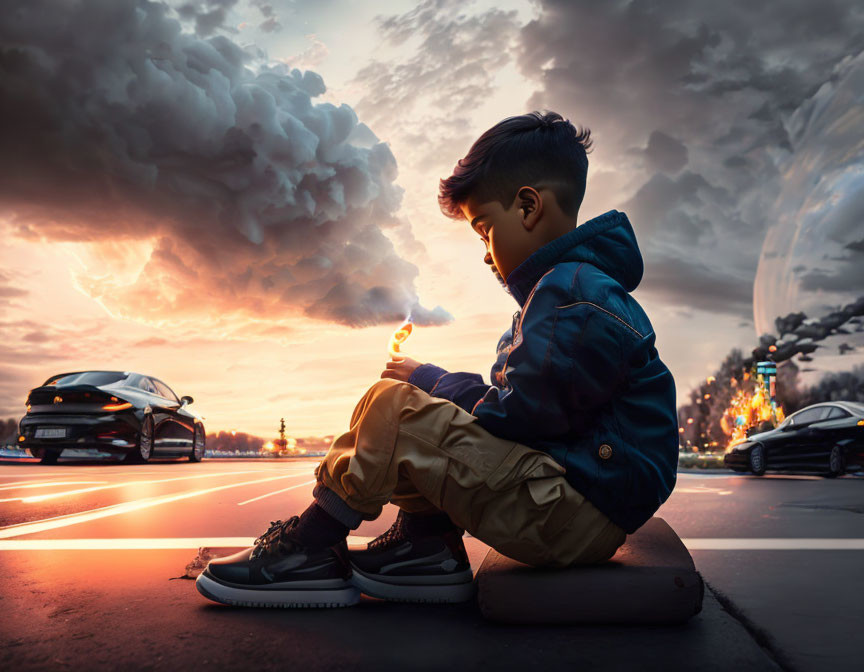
[438, 110, 593, 221]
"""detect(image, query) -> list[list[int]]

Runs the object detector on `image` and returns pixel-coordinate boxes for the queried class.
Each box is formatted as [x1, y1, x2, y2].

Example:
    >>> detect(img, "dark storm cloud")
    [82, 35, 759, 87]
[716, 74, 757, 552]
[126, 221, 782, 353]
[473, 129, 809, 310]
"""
[800, 263, 864, 293]
[517, 0, 864, 316]
[350, 0, 521, 173]
[644, 131, 688, 174]
[637, 254, 754, 319]
[250, 1, 283, 34]
[259, 16, 282, 33]
[0, 0, 450, 329]
[251, 0, 275, 17]
[623, 171, 721, 246]
[177, 0, 239, 36]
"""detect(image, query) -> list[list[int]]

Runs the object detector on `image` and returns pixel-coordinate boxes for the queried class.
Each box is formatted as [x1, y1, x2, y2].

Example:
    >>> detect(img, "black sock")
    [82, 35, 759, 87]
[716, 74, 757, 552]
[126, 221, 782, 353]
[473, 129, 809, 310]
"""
[289, 502, 350, 550]
[400, 509, 460, 538]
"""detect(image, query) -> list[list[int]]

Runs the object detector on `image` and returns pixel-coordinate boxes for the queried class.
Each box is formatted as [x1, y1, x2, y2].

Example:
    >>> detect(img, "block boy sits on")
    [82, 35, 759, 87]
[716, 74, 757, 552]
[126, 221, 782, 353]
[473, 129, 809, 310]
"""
[197, 110, 680, 609]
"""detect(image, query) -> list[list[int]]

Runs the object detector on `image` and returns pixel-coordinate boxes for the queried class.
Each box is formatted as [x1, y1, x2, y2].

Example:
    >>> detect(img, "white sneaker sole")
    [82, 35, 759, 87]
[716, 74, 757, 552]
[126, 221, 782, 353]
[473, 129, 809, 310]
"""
[349, 564, 475, 603]
[196, 572, 361, 608]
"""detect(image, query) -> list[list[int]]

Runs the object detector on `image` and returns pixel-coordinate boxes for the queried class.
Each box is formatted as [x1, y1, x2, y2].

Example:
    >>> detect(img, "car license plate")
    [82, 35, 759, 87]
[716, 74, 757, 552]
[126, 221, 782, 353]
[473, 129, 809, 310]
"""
[35, 427, 66, 439]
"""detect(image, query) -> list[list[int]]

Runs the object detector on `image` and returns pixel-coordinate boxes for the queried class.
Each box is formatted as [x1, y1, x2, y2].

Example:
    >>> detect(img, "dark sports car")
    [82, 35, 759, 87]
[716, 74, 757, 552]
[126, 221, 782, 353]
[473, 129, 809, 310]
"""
[724, 401, 864, 477]
[17, 370, 206, 464]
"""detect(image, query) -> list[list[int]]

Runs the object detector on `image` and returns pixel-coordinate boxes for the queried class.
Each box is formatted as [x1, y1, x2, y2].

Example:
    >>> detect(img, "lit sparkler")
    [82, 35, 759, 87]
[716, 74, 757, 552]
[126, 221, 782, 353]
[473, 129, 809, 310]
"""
[388, 318, 414, 360]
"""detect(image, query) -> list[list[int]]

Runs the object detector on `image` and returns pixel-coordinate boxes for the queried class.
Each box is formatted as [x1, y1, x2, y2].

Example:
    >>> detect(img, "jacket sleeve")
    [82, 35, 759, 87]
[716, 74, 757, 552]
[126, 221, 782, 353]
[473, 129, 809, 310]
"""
[471, 276, 630, 444]
[407, 363, 495, 414]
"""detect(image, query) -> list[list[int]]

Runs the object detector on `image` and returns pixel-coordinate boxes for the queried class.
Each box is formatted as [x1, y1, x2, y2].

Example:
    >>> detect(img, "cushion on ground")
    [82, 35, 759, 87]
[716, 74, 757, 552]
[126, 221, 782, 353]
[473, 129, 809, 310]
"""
[475, 516, 704, 625]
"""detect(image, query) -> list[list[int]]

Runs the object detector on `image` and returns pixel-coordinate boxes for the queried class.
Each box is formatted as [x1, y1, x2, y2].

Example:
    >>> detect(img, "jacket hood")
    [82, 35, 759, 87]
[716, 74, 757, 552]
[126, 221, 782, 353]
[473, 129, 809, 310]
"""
[504, 209, 644, 306]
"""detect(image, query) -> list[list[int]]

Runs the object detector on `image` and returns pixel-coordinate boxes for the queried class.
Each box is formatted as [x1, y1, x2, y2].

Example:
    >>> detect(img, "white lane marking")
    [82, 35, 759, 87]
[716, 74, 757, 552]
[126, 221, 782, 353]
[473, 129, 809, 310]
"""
[674, 472, 829, 480]
[0, 466, 318, 483]
[682, 538, 864, 550]
[676, 472, 737, 479]
[0, 481, 106, 493]
[10, 469, 312, 503]
[236, 480, 317, 506]
[0, 473, 89, 480]
[1, 537, 862, 551]
[674, 486, 734, 495]
[0, 536, 377, 550]
[0, 474, 309, 539]
[0, 478, 106, 488]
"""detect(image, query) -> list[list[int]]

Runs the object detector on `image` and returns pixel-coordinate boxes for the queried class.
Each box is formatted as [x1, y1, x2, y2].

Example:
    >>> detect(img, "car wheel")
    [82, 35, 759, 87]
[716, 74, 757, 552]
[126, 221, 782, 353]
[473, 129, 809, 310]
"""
[748, 444, 766, 476]
[130, 415, 154, 464]
[825, 445, 846, 478]
[189, 424, 205, 462]
[31, 447, 60, 465]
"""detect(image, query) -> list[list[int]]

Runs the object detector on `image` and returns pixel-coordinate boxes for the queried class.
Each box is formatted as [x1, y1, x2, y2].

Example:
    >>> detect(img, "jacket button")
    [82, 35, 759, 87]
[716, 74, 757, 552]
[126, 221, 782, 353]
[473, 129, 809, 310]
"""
[599, 444, 613, 460]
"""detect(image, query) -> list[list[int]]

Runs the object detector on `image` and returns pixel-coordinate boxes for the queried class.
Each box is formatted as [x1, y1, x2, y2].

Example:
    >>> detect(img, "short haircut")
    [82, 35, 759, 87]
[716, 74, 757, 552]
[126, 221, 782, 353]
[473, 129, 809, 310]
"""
[438, 110, 593, 221]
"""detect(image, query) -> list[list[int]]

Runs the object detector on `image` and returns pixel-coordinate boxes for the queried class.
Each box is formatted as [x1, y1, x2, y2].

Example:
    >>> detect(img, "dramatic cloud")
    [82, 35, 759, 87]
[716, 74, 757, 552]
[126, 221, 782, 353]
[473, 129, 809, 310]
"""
[350, 0, 522, 175]
[0, 0, 451, 328]
[176, 0, 240, 37]
[644, 131, 689, 175]
[517, 0, 864, 319]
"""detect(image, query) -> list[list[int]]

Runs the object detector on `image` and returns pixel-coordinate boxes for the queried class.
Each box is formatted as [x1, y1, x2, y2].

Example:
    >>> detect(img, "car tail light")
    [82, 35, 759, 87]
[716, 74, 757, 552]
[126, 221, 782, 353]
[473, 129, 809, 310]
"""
[102, 401, 132, 411]
[858, 420, 864, 426]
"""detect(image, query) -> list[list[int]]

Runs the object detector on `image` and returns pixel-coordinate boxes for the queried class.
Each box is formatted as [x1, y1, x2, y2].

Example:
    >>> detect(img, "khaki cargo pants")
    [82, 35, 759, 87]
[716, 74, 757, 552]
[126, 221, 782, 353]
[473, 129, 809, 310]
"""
[314, 378, 627, 568]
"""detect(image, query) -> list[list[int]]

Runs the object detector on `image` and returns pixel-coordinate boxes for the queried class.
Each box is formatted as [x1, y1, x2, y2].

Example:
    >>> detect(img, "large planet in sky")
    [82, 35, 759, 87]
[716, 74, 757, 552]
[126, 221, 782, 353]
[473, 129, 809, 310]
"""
[752, 51, 864, 376]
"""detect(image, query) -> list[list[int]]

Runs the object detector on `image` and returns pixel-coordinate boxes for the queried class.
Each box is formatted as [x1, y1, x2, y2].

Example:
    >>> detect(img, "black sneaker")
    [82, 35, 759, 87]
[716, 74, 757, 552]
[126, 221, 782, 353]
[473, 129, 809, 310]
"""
[348, 511, 475, 603]
[195, 516, 360, 608]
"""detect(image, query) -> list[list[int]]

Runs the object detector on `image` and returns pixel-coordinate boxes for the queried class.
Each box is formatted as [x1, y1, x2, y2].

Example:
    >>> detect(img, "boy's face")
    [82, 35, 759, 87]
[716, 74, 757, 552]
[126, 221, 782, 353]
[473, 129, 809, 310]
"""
[459, 190, 542, 283]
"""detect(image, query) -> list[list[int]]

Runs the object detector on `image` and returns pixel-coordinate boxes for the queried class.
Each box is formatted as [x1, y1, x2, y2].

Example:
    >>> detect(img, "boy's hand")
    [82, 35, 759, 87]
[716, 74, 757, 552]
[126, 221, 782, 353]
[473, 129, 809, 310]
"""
[381, 356, 423, 382]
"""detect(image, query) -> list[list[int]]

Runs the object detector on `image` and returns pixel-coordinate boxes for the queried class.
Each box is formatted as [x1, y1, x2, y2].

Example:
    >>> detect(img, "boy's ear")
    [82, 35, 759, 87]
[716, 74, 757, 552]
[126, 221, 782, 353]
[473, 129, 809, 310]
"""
[517, 186, 543, 231]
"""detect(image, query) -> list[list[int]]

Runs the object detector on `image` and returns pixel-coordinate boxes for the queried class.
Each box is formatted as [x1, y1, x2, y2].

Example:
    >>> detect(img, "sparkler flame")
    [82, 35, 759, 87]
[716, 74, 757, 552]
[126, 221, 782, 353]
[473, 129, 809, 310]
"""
[388, 318, 414, 360]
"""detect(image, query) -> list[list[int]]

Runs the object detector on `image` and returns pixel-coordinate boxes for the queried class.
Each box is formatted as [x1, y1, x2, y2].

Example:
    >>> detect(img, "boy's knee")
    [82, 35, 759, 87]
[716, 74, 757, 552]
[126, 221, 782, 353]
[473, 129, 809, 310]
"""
[368, 377, 414, 398]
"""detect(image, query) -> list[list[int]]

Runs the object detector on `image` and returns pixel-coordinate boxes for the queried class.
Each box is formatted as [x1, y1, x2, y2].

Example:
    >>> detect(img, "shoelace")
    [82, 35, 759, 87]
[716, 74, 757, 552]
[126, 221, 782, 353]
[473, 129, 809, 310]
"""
[367, 512, 406, 551]
[251, 516, 299, 558]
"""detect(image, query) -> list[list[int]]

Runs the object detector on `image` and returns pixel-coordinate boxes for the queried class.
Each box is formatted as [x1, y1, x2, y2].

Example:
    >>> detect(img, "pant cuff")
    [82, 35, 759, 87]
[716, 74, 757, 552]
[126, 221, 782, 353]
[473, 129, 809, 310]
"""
[313, 483, 366, 529]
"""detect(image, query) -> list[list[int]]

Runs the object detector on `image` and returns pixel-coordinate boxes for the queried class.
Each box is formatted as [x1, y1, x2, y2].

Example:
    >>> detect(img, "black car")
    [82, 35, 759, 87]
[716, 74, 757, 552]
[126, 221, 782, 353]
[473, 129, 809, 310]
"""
[17, 370, 206, 464]
[724, 401, 864, 477]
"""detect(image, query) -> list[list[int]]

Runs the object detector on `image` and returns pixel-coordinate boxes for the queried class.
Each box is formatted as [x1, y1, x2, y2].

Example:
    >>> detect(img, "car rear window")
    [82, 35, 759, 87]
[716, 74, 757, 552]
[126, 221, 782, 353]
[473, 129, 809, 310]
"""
[844, 401, 864, 416]
[44, 372, 129, 387]
[825, 406, 851, 419]
[152, 379, 179, 402]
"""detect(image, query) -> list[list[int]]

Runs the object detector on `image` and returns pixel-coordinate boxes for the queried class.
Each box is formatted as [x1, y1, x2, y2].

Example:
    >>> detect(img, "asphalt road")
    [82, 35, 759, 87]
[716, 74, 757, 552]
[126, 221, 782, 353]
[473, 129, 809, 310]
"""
[0, 457, 861, 672]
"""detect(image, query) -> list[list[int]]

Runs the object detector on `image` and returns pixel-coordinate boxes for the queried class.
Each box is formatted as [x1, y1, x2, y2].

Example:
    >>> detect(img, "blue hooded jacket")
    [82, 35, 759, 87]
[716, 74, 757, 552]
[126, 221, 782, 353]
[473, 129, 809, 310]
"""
[407, 209, 679, 534]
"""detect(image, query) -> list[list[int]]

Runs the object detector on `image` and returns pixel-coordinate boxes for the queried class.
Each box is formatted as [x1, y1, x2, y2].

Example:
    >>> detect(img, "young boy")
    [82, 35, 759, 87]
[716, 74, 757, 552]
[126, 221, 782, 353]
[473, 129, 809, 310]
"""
[196, 111, 680, 609]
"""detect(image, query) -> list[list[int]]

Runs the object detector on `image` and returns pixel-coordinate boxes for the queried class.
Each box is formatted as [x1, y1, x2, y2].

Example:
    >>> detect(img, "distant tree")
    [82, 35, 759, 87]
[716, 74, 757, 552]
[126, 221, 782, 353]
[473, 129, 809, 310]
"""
[800, 363, 864, 405]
